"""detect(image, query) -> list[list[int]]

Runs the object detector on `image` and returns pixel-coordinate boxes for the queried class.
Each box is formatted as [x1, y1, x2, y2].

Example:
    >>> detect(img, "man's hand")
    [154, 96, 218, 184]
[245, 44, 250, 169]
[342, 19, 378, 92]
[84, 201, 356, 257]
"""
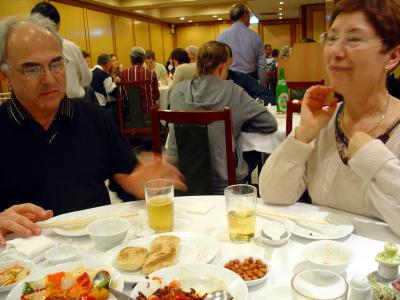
[114, 156, 188, 199]
[295, 86, 338, 143]
[0, 203, 53, 246]
[348, 131, 374, 160]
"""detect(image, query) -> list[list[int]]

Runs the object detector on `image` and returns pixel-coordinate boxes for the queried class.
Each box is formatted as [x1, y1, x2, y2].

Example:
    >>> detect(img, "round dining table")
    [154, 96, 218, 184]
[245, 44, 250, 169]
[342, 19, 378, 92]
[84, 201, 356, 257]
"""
[1, 195, 399, 300]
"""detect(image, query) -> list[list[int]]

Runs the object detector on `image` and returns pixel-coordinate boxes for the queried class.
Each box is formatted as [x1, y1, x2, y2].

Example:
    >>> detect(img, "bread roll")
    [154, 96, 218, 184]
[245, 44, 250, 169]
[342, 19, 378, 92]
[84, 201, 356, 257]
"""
[142, 248, 177, 275]
[149, 235, 180, 253]
[115, 247, 148, 271]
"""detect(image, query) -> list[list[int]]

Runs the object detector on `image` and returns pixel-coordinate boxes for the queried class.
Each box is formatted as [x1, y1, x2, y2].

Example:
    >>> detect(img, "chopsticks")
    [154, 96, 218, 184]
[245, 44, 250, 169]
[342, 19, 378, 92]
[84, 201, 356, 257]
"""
[256, 209, 329, 225]
[38, 212, 138, 228]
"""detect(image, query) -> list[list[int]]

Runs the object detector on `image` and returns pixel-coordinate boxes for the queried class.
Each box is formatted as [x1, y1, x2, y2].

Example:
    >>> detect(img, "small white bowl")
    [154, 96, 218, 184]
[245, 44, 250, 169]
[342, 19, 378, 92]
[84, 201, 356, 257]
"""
[0, 259, 35, 293]
[221, 255, 271, 287]
[45, 245, 79, 264]
[303, 240, 354, 274]
[259, 222, 291, 246]
[86, 218, 130, 250]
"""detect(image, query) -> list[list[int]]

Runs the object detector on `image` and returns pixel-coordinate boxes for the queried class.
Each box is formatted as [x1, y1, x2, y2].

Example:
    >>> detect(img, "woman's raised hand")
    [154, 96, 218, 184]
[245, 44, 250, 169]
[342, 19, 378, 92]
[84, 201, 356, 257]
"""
[295, 85, 338, 143]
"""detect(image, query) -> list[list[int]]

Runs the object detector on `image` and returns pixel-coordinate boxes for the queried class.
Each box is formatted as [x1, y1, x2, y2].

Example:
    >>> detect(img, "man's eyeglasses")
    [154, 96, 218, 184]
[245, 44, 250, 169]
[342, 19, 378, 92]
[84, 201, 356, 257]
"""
[6, 57, 66, 80]
[320, 31, 384, 50]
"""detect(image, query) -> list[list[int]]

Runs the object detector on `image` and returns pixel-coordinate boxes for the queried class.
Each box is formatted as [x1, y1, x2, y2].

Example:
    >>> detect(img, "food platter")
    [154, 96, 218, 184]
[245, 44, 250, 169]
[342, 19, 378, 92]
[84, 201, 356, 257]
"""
[102, 231, 220, 283]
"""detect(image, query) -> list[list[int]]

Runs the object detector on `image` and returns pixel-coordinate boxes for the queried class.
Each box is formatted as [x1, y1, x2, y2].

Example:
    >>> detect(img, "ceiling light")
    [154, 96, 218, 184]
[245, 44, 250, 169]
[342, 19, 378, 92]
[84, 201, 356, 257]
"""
[279, 7, 283, 10]
[279, 13, 282, 16]
[212, 15, 218, 18]
[179, 17, 185, 20]
[279, 1, 284, 4]
[188, 20, 193, 22]
[218, 18, 222, 20]
[279, 16, 282, 19]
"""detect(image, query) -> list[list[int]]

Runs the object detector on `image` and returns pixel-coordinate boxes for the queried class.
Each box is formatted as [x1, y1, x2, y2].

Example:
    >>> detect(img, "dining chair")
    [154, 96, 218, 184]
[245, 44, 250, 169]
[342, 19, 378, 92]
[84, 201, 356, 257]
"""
[151, 107, 236, 195]
[116, 81, 153, 137]
[0, 92, 11, 106]
[286, 80, 325, 136]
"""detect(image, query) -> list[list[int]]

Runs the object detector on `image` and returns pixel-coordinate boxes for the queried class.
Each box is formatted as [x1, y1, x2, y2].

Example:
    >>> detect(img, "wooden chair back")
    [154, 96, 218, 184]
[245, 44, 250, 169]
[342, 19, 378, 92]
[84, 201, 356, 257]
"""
[151, 107, 236, 186]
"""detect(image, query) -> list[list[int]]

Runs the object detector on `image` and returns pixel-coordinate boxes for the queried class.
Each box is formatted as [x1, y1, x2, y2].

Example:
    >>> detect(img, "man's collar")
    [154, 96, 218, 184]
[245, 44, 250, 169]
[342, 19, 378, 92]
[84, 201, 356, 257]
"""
[8, 93, 73, 126]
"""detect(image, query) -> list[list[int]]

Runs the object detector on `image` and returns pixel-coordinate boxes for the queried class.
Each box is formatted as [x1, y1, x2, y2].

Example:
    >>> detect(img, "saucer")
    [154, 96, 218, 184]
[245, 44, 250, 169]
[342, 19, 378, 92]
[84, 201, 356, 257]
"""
[259, 221, 291, 246]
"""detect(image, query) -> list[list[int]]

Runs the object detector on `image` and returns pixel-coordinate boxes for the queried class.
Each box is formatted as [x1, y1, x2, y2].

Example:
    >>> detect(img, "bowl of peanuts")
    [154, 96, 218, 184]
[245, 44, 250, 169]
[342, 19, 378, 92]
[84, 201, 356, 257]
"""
[222, 255, 270, 287]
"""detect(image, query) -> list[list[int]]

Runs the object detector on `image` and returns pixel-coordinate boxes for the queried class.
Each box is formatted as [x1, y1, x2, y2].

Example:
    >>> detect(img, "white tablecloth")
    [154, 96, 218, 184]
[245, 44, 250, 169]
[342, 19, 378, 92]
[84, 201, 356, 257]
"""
[159, 85, 169, 110]
[241, 106, 301, 153]
[2, 196, 398, 299]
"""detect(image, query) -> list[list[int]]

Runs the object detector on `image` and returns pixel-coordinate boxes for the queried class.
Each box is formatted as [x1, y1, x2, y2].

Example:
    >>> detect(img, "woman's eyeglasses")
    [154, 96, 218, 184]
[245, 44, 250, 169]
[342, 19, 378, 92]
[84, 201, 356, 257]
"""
[320, 31, 384, 50]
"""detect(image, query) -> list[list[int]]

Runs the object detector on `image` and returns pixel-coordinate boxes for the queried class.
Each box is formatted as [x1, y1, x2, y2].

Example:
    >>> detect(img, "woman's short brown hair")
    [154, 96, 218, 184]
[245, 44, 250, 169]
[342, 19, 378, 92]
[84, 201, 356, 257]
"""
[197, 41, 229, 76]
[330, 0, 400, 52]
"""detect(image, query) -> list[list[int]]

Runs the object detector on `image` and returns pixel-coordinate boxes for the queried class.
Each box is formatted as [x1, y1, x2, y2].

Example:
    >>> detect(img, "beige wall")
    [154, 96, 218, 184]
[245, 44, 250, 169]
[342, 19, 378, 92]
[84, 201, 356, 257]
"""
[263, 24, 291, 52]
[312, 10, 325, 41]
[176, 24, 215, 49]
[113, 15, 134, 68]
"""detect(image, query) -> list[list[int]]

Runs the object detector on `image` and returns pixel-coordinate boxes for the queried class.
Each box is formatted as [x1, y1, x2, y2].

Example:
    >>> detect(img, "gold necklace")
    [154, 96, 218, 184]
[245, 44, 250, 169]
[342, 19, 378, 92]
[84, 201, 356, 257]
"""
[340, 95, 391, 136]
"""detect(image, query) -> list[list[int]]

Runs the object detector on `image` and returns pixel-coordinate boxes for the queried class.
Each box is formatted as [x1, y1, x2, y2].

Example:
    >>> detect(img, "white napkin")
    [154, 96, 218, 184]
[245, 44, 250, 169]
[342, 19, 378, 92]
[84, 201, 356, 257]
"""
[186, 202, 215, 214]
[6, 235, 57, 262]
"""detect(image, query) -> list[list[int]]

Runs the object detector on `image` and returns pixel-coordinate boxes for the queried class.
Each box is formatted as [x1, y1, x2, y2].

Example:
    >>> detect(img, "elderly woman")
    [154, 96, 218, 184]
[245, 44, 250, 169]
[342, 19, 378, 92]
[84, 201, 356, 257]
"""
[167, 41, 277, 194]
[259, 0, 400, 236]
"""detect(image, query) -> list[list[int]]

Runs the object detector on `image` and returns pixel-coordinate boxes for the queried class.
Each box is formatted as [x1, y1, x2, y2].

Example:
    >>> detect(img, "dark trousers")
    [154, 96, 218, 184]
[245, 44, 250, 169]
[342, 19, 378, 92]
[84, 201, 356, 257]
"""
[247, 71, 258, 81]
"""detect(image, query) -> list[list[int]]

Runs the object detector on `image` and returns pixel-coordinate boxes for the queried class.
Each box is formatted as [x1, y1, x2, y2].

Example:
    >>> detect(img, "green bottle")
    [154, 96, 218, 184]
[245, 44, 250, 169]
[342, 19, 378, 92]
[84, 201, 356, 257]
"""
[276, 68, 289, 113]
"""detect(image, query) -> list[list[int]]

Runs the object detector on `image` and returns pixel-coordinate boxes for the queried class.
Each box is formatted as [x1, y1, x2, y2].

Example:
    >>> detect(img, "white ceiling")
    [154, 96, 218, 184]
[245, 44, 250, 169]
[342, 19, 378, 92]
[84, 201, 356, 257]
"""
[82, 0, 324, 23]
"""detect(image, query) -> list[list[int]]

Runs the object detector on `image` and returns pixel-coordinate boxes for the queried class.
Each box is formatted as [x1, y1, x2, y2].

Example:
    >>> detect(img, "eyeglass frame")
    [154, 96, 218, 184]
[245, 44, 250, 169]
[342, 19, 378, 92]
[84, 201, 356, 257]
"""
[1, 56, 67, 80]
[319, 31, 386, 50]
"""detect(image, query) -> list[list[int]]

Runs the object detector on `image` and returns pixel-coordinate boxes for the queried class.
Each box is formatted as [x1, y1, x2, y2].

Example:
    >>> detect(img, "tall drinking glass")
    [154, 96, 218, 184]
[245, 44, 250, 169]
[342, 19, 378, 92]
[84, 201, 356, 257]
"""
[145, 179, 174, 232]
[224, 184, 257, 243]
[291, 269, 348, 300]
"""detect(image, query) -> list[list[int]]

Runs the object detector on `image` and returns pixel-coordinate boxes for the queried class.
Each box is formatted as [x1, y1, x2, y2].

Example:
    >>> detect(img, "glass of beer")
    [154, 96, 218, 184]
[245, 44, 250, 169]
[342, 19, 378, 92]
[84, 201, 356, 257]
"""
[224, 184, 257, 243]
[145, 179, 174, 232]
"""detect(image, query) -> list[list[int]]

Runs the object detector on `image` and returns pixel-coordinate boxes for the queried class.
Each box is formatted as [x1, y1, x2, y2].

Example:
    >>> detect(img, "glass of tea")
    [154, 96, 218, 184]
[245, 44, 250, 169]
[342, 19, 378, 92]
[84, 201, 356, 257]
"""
[224, 184, 257, 243]
[145, 179, 174, 232]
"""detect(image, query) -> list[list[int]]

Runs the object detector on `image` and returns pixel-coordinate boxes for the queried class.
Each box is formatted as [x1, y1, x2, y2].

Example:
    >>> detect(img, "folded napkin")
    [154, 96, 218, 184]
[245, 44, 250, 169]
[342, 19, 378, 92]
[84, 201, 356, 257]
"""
[186, 202, 215, 215]
[6, 235, 57, 262]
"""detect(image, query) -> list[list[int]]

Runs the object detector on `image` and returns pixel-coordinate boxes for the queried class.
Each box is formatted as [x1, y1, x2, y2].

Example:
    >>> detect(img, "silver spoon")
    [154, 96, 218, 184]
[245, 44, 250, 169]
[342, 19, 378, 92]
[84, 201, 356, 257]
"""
[93, 270, 135, 300]
[204, 290, 234, 300]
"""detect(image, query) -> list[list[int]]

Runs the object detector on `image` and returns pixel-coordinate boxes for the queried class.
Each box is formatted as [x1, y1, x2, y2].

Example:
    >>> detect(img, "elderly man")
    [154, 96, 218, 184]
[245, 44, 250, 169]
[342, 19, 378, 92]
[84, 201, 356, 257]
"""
[217, 3, 267, 87]
[0, 15, 185, 245]
[144, 49, 167, 81]
[120, 47, 160, 114]
[186, 45, 198, 63]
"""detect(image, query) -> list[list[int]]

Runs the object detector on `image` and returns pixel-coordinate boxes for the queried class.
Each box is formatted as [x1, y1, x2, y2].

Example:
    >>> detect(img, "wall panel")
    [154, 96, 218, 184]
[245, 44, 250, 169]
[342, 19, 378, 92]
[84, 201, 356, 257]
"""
[176, 25, 215, 49]
[86, 9, 113, 63]
[312, 11, 325, 41]
[162, 26, 174, 64]
[50, 1, 87, 51]
[263, 24, 291, 52]
[150, 23, 164, 64]
[216, 23, 231, 36]
[0, 0, 37, 19]
[134, 20, 150, 49]
[114, 15, 134, 68]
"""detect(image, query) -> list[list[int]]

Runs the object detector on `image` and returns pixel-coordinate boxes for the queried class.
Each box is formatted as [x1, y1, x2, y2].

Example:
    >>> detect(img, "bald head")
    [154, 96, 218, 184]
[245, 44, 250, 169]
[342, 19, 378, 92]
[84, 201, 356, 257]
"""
[0, 14, 62, 70]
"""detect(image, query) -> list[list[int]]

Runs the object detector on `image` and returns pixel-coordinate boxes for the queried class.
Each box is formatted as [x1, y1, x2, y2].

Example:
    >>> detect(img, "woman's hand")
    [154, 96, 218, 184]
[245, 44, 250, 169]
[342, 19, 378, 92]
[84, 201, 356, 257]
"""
[0, 204, 53, 246]
[348, 131, 374, 159]
[295, 86, 338, 143]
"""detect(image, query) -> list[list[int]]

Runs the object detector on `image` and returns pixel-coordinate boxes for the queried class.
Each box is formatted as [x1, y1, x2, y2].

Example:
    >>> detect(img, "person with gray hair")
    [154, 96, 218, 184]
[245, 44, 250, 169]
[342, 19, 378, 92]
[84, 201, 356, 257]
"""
[31, 1, 92, 100]
[120, 46, 159, 114]
[0, 15, 186, 245]
[186, 45, 198, 63]
[217, 3, 267, 87]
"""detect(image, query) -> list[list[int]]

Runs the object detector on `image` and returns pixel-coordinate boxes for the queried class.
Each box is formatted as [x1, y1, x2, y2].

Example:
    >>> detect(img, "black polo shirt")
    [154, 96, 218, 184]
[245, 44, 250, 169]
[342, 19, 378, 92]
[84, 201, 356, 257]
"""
[0, 95, 136, 215]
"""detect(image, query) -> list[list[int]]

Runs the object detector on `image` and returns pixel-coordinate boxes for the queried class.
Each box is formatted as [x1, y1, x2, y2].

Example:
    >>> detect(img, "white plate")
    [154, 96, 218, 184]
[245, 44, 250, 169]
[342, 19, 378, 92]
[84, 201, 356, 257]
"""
[284, 212, 354, 240]
[257, 285, 292, 300]
[102, 231, 220, 283]
[221, 255, 270, 287]
[131, 263, 248, 300]
[6, 261, 123, 300]
[0, 259, 35, 293]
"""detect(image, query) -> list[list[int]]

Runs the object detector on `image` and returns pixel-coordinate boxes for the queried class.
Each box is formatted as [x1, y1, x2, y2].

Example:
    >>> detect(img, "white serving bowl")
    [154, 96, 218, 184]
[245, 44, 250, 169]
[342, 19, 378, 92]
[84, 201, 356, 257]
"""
[221, 255, 271, 287]
[303, 240, 354, 274]
[0, 259, 35, 293]
[86, 218, 130, 250]
[45, 245, 79, 264]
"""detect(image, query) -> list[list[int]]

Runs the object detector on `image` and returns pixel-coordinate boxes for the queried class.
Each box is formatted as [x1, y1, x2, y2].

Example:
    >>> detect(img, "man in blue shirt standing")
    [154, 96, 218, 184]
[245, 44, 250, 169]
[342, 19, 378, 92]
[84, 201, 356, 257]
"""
[217, 3, 267, 87]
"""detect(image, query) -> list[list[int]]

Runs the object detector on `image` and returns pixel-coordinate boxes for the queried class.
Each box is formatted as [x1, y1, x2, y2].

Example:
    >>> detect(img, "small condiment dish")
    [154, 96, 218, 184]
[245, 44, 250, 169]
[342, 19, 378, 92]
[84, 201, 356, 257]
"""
[303, 240, 354, 274]
[45, 244, 79, 264]
[0, 259, 35, 293]
[86, 218, 130, 250]
[221, 255, 271, 287]
[259, 222, 291, 246]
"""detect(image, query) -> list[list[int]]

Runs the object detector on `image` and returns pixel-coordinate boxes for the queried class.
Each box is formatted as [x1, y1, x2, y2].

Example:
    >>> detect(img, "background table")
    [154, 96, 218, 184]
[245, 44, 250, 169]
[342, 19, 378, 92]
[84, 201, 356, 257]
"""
[2, 196, 398, 299]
